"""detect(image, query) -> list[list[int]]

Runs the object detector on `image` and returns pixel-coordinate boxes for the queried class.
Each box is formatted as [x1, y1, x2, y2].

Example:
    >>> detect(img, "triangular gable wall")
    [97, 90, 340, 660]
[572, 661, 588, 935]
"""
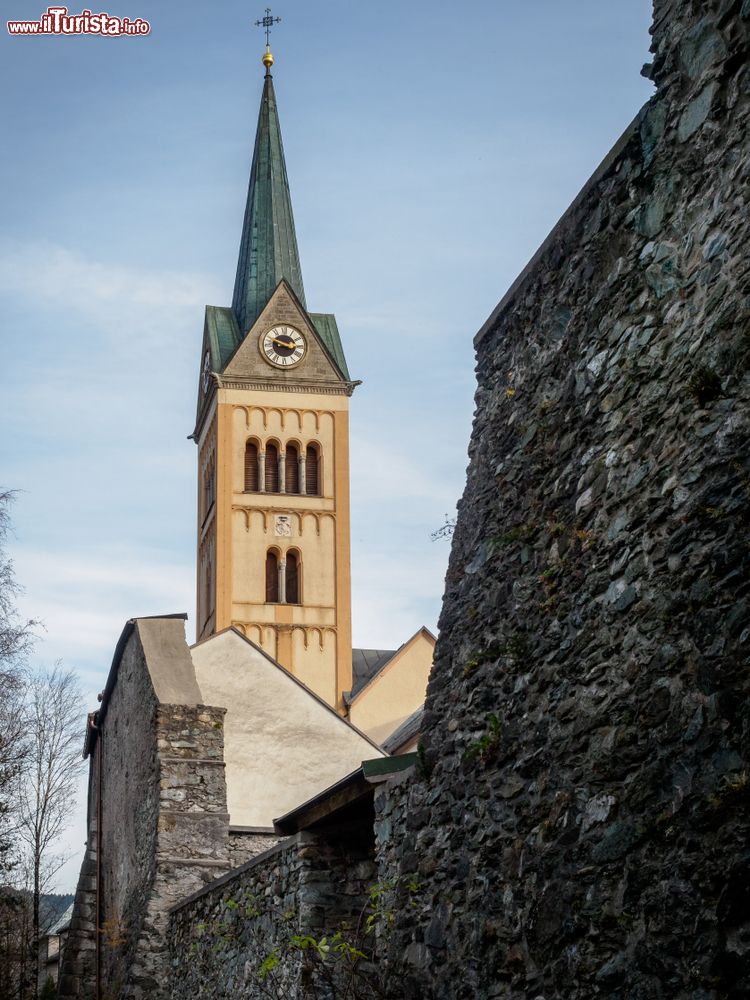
[222, 280, 347, 385]
[191, 628, 385, 827]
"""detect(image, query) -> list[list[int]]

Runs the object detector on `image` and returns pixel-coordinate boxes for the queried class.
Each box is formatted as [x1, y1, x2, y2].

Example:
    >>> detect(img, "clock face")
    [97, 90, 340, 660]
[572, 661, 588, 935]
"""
[202, 350, 212, 393]
[261, 326, 306, 368]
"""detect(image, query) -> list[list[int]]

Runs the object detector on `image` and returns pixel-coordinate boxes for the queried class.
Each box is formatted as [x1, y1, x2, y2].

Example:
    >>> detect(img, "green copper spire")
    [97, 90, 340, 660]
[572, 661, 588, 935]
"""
[232, 57, 306, 337]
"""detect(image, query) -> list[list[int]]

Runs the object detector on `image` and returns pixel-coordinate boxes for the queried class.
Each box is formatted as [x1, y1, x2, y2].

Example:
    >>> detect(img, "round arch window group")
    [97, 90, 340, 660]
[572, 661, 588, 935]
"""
[244, 439, 321, 496]
[265, 548, 301, 605]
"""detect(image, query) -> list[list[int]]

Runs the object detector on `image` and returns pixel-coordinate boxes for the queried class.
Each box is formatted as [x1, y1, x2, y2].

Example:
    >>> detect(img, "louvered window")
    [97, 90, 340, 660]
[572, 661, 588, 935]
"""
[204, 560, 212, 615]
[265, 550, 279, 603]
[305, 445, 319, 496]
[244, 441, 259, 491]
[285, 445, 299, 494]
[204, 464, 215, 515]
[286, 552, 300, 604]
[265, 443, 280, 493]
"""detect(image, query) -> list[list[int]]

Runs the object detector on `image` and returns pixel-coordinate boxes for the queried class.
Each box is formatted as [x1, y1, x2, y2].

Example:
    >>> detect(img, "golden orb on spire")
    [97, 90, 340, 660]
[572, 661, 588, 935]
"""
[262, 46, 274, 70]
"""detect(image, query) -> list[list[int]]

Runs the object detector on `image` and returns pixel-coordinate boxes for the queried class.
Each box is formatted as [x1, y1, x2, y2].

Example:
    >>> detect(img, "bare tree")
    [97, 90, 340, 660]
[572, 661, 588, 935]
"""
[17, 665, 83, 998]
[0, 490, 38, 882]
[0, 489, 39, 997]
[0, 490, 39, 669]
[0, 670, 27, 879]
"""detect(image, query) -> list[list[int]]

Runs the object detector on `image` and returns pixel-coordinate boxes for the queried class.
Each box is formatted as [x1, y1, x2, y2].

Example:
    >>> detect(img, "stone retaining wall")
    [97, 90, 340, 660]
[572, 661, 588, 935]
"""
[169, 828, 378, 999]
[385, 1, 750, 997]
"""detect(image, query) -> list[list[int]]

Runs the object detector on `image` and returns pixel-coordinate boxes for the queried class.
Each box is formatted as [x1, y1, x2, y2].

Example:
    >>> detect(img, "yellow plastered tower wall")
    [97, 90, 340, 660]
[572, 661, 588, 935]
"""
[195, 283, 355, 710]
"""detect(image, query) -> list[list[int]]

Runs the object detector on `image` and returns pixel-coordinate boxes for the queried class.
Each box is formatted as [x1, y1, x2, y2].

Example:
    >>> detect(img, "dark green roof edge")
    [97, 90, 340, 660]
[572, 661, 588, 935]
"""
[310, 313, 350, 380]
[362, 753, 417, 780]
[205, 305, 242, 372]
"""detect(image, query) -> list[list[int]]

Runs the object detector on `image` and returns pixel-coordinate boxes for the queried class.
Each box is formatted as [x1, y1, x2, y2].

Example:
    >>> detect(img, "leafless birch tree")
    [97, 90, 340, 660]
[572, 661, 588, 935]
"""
[17, 665, 82, 998]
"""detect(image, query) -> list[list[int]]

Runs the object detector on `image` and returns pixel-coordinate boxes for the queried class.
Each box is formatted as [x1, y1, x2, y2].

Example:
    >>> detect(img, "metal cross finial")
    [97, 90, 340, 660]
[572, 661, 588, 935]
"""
[255, 7, 281, 47]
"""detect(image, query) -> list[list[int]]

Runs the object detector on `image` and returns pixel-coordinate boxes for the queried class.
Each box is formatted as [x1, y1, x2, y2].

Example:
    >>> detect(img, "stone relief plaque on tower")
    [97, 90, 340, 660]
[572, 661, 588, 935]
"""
[274, 514, 292, 537]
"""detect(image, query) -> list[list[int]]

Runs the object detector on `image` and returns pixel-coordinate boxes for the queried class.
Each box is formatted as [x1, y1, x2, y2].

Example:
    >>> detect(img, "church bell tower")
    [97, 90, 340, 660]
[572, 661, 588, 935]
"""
[192, 42, 357, 712]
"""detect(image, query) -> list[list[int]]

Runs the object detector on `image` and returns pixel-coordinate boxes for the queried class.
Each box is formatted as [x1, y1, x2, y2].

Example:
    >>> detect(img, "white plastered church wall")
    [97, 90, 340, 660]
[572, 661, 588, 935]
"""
[191, 628, 385, 827]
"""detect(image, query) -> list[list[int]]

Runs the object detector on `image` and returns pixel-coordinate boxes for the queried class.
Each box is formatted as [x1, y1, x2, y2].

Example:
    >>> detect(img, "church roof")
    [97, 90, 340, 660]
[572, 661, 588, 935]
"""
[206, 305, 241, 371]
[350, 647, 397, 698]
[232, 69, 306, 338]
[308, 313, 350, 380]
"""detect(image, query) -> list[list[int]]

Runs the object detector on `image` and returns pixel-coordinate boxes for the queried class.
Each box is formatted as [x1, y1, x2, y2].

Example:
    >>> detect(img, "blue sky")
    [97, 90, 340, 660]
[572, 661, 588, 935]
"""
[1, 0, 654, 888]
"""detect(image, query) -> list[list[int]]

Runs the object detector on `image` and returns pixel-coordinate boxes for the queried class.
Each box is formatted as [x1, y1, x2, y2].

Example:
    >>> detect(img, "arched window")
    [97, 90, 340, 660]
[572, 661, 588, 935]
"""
[265, 443, 280, 493]
[244, 441, 259, 491]
[285, 444, 299, 494]
[265, 550, 279, 603]
[203, 455, 215, 517]
[305, 444, 320, 496]
[286, 551, 300, 604]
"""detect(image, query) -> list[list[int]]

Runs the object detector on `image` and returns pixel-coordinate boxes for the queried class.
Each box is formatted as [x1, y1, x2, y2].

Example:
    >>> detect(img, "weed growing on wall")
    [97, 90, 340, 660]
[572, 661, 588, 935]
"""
[189, 875, 418, 999]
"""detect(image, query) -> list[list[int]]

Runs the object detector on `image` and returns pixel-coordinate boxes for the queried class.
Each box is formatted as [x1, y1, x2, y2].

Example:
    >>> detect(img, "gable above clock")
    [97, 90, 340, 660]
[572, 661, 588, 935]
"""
[221, 279, 351, 386]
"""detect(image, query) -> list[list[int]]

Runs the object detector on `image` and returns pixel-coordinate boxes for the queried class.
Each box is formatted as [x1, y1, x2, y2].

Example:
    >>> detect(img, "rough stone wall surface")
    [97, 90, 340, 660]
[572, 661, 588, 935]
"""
[59, 627, 233, 1000]
[385, 2, 750, 998]
[56, 841, 97, 999]
[141, 702, 231, 999]
[372, 771, 423, 979]
[97, 632, 161, 1000]
[228, 830, 282, 867]
[169, 830, 376, 999]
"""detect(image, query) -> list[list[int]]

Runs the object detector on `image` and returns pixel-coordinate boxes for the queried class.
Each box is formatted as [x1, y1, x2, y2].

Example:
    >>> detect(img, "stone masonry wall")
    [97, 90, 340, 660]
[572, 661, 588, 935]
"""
[228, 830, 282, 867]
[97, 631, 161, 1000]
[56, 839, 97, 999]
[139, 702, 231, 998]
[385, 2, 750, 998]
[59, 625, 233, 1000]
[169, 831, 376, 999]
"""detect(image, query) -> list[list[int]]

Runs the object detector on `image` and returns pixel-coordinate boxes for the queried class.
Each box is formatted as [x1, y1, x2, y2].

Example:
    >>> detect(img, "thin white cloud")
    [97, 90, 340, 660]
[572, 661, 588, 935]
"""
[351, 543, 447, 648]
[0, 238, 223, 335]
[13, 547, 194, 669]
[350, 435, 458, 506]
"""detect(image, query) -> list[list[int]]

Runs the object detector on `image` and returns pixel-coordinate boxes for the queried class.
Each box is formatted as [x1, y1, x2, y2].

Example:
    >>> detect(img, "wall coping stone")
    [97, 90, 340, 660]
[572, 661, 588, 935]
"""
[160, 756, 227, 766]
[229, 825, 277, 834]
[168, 834, 300, 914]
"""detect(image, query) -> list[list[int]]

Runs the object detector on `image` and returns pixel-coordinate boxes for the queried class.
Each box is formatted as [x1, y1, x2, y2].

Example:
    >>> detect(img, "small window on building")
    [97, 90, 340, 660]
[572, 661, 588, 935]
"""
[203, 460, 215, 517]
[265, 550, 279, 603]
[305, 444, 319, 496]
[204, 558, 213, 621]
[244, 441, 259, 491]
[286, 551, 300, 604]
[265, 443, 280, 493]
[285, 444, 299, 494]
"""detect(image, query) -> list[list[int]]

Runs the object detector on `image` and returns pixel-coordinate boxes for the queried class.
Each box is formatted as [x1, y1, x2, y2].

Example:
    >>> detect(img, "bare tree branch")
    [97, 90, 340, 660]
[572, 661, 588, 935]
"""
[0, 491, 41, 670]
[16, 664, 83, 999]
